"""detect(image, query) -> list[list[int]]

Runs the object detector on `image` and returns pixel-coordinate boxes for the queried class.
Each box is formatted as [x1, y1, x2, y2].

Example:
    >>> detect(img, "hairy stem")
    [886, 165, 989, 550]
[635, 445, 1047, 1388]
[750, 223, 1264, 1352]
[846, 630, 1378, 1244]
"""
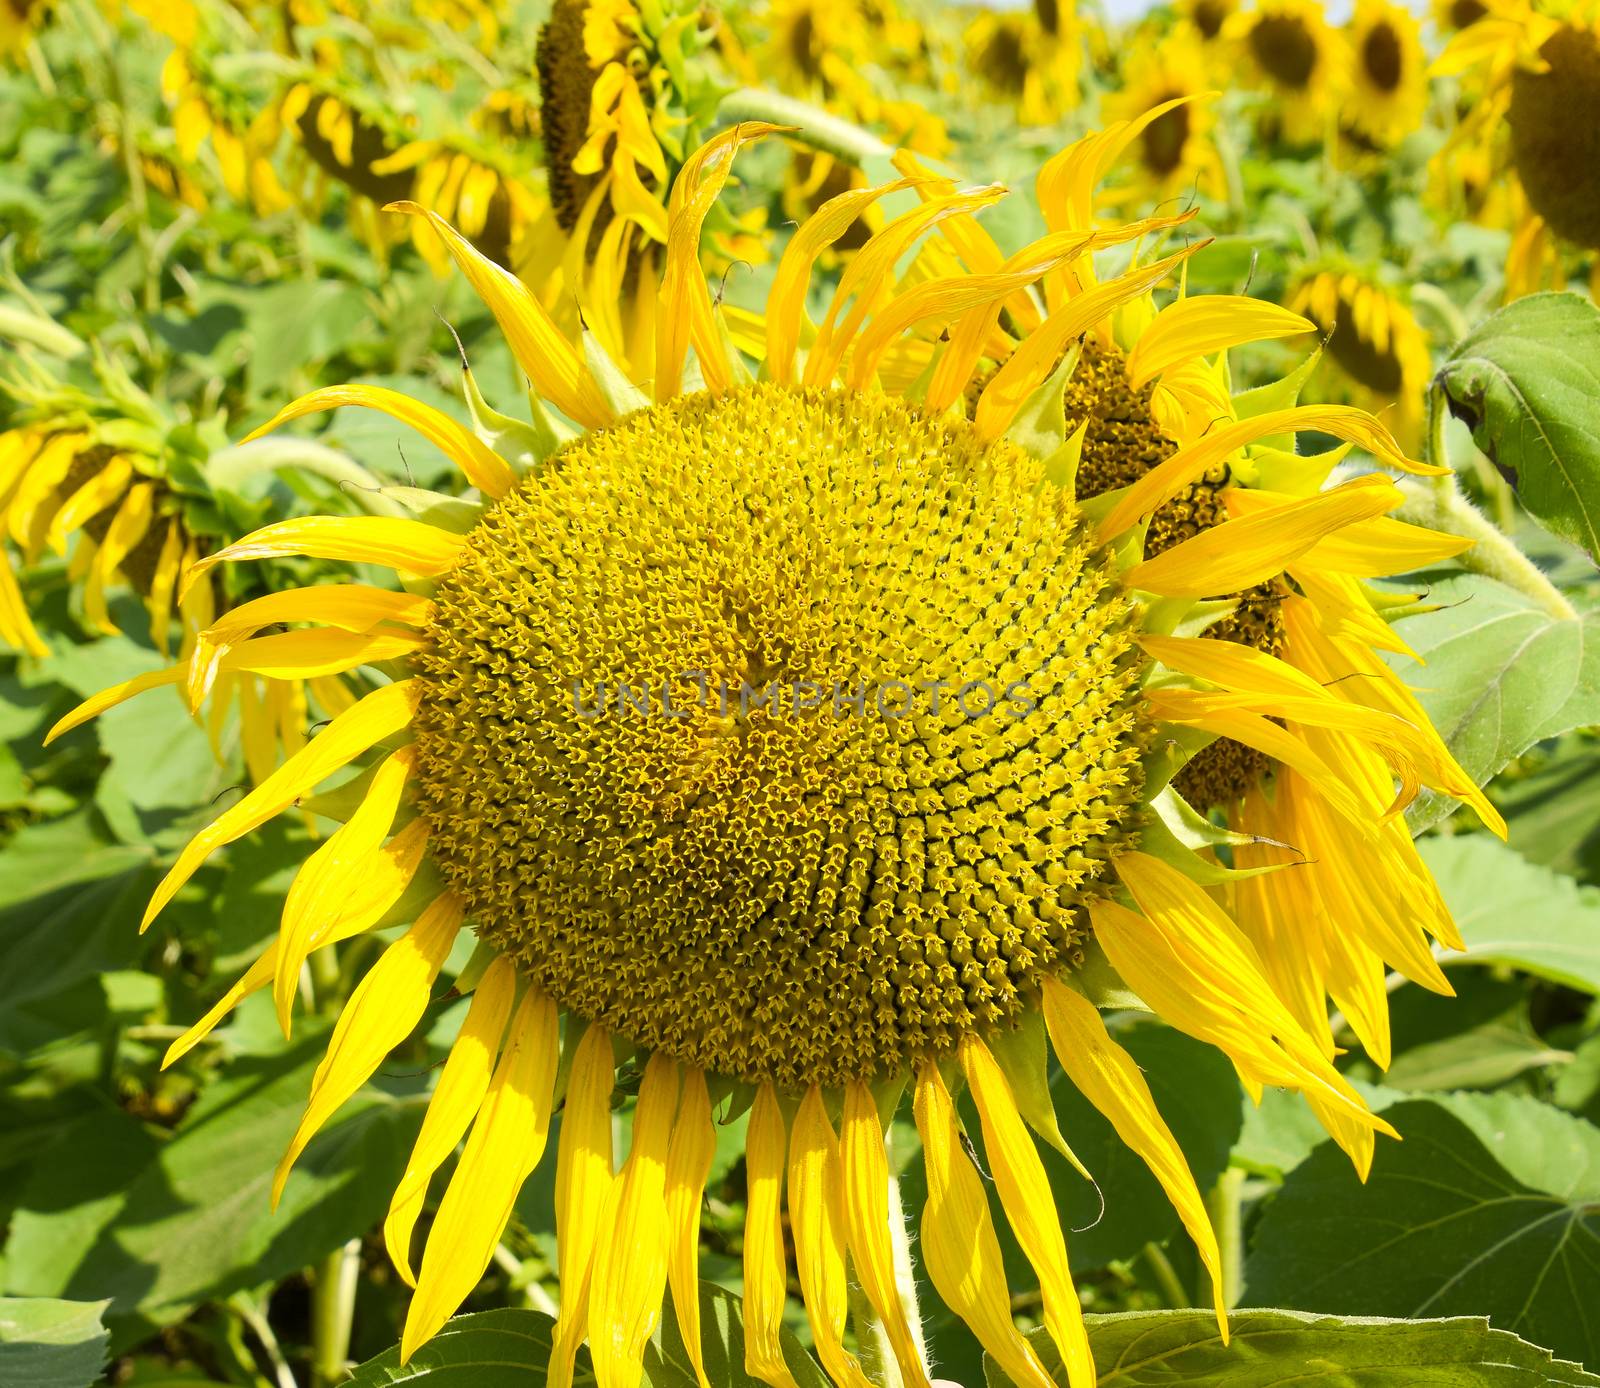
[1141, 1240, 1191, 1311]
[1204, 1167, 1244, 1310]
[716, 88, 895, 169]
[311, 1238, 362, 1386]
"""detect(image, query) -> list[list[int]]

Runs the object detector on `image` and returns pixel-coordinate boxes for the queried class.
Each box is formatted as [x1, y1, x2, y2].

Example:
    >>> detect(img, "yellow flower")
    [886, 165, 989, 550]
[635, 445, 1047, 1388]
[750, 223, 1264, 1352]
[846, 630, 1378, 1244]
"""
[1229, 0, 1347, 146]
[0, 0, 51, 59]
[1341, 0, 1429, 150]
[1179, 0, 1239, 43]
[161, 47, 292, 217]
[1432, 0, 1492, 32]
[1434, 0, 1600, 298]
[1287, 268, 1433, 450]
[56, 119, 1499, 1383]
[965, 0, 1082, 124]
[1101, 50, 1224, 207]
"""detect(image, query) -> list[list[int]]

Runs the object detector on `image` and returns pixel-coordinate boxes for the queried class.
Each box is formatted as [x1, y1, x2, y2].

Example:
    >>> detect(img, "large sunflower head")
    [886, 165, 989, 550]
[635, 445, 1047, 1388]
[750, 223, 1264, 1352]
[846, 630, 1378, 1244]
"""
[55, 118, 1504, 1387]
[1229, 0, 1347, 145]
[1341, 0, 1430, 150]
[1434, 0, 1600, 293]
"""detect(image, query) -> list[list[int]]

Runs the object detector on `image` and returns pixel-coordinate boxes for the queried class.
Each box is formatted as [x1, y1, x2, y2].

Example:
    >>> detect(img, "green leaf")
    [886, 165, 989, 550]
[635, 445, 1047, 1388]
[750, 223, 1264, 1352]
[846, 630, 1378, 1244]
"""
[3, 1025, 420, 1338]
[1243, 1094, 1600, 1370]
[1496, 736, 1600, 885]
[0, 1297, 110, 1388]
[346, 1288, 829, 1388]
[1391, 574, 1600, 834]
[1386, 1022, 1571, 1091]
[983, 1310, 1600, 1386]
[1420, 834, 1600, 993]
[1436, 292, 1600, 562]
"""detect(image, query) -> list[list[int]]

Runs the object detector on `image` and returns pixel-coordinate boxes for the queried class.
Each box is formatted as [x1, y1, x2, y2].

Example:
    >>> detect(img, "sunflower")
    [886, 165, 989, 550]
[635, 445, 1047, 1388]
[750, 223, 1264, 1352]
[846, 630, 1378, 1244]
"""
[1434, 0, 1600, 298]
[52, 119, 1498, 1386]
[965, 0, 1082, 125]
[161, 46, 292, 217]
[1101, 48, 1224, 208]
[1340, 0, 1429, 151]
[1229, 0, 1346, 146]
[1286, 268, 1432, 450]
[0, 0, 50, 58]
[1179, 0, 1239, 43]
[1432, 0, 1492, 32]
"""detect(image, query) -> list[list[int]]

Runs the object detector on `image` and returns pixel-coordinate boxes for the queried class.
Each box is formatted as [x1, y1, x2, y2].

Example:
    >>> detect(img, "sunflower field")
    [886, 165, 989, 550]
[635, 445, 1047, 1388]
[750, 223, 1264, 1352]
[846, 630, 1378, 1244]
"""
[3, 0, 1600, 1384]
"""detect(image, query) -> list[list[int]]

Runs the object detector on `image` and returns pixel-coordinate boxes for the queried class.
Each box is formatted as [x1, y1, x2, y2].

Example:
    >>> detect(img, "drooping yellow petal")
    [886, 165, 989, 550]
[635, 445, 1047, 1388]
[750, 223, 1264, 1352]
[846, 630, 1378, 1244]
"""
[84, 482, 155, 634]
[145, 521, 186, 657]
[245, 384, 514, 498]
[162, 943, 279, 1069]
[45, 666, 184, 744]
[273, 890, 463, 1207]
[218, 627, 426, 682]
[744, 1083, 801, 1388]
[183, 517, 465, 593]
[273, 746, 415, 1034]
[46, 453, 135, 553]
[588, 1053, 679, 1388]
[388, 202, 611, 429]
[665, 1069, 716, 1388]
[1125, 297, 1315, 390]
[140, 679, 422, 930]
[974, 244, 1203, 442]
[0, 553, 48, 657]
[1126, 476, 1402, 597]
[384, 954, 517, 1283]
[788, 1086, 872, 1388]
[839, 1082, 931, 1388]
[961, 1039, 1093, 1388]
[403, 987, 559, 1361]
[1096, 406, 1438, 542]
[766, 178, 921, 386]
[1041, 979, 1227, 1335]
[1226, 488, 1474, 576]
[913, 1066, 1056, 1388]
[550, 1023, 617, 1388]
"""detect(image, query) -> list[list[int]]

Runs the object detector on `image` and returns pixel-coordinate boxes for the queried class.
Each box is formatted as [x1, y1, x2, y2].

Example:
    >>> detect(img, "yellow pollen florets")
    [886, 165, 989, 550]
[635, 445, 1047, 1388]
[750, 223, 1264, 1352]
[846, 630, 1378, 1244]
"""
[411, 384, 1148, 1088]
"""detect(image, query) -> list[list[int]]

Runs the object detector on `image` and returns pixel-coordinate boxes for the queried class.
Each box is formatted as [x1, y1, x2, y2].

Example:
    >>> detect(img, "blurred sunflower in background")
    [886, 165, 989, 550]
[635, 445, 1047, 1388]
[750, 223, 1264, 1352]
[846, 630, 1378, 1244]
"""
[1432, 0, 1492, 33]
[1230, 0, 1346, 146]
[1287, 266, 1432, 449]
[1179, 0, 1239, 43]
[1434, 0, 1600, 298]
[1340, 0, 1429, 154]
[965, 0, 1083, 124]
[52, 111, 1503, 1388]
[1101, 54, 1224, 208]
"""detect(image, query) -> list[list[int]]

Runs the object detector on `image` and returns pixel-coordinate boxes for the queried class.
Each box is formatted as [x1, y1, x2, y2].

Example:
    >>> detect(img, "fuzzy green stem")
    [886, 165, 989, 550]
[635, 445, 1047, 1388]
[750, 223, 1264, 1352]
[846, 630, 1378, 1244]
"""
[311, 1238, 362, 1386]
[205, 438, 410, 518]
[716, 88, 895, 169]
[1204, 1167, 1244, 1310]
[1401, 391, 1577, 621]
[847, 1170, 927, 1388]
[1141, 1240, 1191, 1311]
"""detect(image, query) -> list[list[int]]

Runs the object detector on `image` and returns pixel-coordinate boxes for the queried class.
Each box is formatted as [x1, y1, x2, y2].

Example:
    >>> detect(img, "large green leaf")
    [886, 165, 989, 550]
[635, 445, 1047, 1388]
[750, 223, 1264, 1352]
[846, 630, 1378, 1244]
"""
[1436, 292, 1600, 562]
[0, 1297, 110, 1388]
[1496, 736, 1600, 885]
[1243, 1093, 1600, 1369]
[347, 1287, 828, 1388]
[1420, 834, 1600, 993]
[983, 1310, 1600, 1386]
[1392, 575, 1600, 834]
[2, 1023, 421, 1341]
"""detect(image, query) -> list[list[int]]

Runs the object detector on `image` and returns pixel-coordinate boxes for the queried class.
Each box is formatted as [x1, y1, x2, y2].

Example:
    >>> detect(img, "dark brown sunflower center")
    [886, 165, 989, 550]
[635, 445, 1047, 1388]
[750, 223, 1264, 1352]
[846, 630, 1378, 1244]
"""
[1035, 0, 1062, 40]
[1193, 0, 1230, 39]
[536, 0, 603, 232]
[977, 24, 1031, 93]
[1141, 99, 1191, 176]
[1327, 312, 1404, 394]
[55, 444, 177, 595]
[1450, 0, 1487, 28]
[412, 385, 1149, 1089]
[1509, 24, 1600, 250]
[1249, 15, 1318, 89]
[1067, 340, 1285, 810]
[1362, 21, 1403, 92]
[289, 94, 412, 205]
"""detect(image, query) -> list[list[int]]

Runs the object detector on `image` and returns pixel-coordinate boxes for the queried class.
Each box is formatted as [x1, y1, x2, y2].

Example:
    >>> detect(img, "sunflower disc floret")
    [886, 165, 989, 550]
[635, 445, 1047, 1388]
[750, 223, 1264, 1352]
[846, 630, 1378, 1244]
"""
[411, 384, 1147, 1089]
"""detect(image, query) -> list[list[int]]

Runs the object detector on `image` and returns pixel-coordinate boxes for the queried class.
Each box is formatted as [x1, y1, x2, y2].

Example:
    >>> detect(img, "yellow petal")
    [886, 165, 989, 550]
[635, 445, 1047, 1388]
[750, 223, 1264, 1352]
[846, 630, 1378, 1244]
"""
[665, 1069, 716, 1388]
[140, 679, 422, 930]
[744, 1083, 801, 1388]
[273, 890, 463, 1207]
[161, 942, 279, 1069]
[550, 1023, 617, 1388]
[388, 202, 611, 429]
[961, 1039, 1093, 1388]
[588, 1053, 679, 1388]
[1126, 476, 1402, 597]
[145, 521, 186, 657]
[789, 1086, 872, 1388]
[403, 987, 559, 1360]
[84, 482, 155, 634]
[0, 552, 48, 657]
[274, 746, 416, 1035]
[839, 1082, 931, 1388]
[220, 626, 426, 682]
[47, 453, 135, 553]
[913, 1066, 1056, 1388]
[1041, 979, 1227, 1337]
[245, 385, 514, 498]
[385, 953, 518, 1284]
[45, 666, 183, 745]
[184, 517, 465, 594]
[1125, 297, 1315, 390]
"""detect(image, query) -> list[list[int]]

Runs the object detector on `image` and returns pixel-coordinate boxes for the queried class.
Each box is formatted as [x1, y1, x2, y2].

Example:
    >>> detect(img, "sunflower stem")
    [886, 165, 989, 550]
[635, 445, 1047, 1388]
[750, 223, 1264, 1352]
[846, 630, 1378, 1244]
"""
[311, 1238, 361, 1386]
[1403, 392, 1577, 621]
[1204, 1166, 1244, 1310]
[715, 88, 895, 169]
[205, 439, 410, 519]
[1140, 1240, 1190, 1311]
